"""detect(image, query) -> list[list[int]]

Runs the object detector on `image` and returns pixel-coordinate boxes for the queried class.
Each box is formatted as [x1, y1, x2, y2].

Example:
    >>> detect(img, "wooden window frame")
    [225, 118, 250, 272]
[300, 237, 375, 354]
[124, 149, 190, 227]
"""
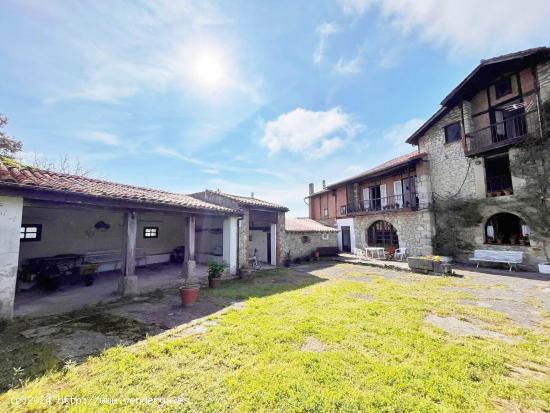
[444, 122, 462, 144]
[321, 233, 329, 240]
[20, 224, 42, 242]
[495, 76, 512, 99]
[143, 226, 159, 239]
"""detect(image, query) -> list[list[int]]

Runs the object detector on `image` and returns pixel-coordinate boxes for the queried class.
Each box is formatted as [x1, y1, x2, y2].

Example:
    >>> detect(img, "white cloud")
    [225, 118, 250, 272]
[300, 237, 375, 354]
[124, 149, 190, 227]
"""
[260, 107, 363, 159]
[313, 22, 340, 64]
[80, 131, 120, 146]
[333, 56, 363, 75]
[383, 118, 425, 152]
[338, 0, 375, 16]
[339, 0, 550, 56]
[152, 146, 288, 179]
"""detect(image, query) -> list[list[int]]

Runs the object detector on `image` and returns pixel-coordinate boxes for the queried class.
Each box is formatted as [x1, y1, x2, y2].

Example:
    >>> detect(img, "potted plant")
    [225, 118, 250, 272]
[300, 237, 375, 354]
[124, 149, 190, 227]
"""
[284, 251, 291, 267]
[180, 263, 200, 307]
[486, 236, 495, 244]
[208, 261, 225, 288]
[510, 233, 519, 245]
[314, 250, 320, 259]
[496, 233, 505, 244]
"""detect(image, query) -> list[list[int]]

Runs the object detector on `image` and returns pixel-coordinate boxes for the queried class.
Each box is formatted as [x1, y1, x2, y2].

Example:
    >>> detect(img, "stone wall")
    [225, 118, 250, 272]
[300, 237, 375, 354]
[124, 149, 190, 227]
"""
[352, 210, 434, 256]
[418, 106, 478, 200]
[537, 61, 550, 102]
[446, 197, 548, 270]
[276, 212, 286, 265]
[284, 231, 338, 260]
[238, 209, 249, 269]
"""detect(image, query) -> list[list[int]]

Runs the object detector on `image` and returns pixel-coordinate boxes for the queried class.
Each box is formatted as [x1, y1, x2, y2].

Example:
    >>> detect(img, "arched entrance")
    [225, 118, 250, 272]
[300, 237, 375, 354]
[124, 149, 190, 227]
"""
[485, 213, 530, 245]
[367, 220, 399, 247]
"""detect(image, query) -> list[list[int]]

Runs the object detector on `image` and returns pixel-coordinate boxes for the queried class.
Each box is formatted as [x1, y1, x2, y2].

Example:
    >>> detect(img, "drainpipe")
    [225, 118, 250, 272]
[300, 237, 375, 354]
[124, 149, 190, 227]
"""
[236, 216, 243, 273]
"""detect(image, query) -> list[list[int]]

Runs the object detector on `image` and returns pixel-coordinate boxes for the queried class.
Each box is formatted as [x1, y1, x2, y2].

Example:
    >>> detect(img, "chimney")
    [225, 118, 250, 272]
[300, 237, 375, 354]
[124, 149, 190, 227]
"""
[250, 192, 254, 198]
[322, 180, 326, 189]
[309, 183, 314, 195]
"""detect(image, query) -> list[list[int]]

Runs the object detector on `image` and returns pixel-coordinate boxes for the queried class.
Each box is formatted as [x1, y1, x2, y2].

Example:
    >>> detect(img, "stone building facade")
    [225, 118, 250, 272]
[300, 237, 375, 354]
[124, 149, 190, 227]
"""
[405, 47, 550, 270]
[190, 190, 288, 268]
[284, 218, 338, 260]
[307, 47, 550, 270]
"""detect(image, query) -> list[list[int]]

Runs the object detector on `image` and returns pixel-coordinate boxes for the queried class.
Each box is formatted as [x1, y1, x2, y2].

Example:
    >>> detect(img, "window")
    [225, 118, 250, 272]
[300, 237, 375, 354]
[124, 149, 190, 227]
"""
[485, 213, 529, 245]
[340, 205, 347, 215]
[367, 221, 398, 247]
[20, 224, 42, 242]
[485, 153, 513, 196]
[143, 227, 159, 238]
[444, 122, 462, 143]
[301, 235, 311, 244]
[321, 233, 329, 240]
[323, 208, 329, 217]
[495, 76, 512, 99]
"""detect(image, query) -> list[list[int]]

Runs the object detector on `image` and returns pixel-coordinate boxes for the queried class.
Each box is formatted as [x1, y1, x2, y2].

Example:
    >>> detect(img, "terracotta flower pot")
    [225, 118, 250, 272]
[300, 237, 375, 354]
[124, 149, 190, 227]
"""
[209, 277, 221, 288]
[314, 251, 320, 259]
[180, 286, 199, 307]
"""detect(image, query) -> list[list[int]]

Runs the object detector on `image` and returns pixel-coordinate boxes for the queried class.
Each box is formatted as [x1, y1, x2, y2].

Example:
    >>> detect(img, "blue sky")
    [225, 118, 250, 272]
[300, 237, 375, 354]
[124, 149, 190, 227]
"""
[1, 0, 549, 216]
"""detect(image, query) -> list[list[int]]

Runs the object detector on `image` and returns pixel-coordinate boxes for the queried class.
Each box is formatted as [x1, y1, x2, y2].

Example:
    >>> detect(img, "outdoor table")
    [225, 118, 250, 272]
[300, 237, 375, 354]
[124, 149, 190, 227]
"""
[365, 247, 385, 259]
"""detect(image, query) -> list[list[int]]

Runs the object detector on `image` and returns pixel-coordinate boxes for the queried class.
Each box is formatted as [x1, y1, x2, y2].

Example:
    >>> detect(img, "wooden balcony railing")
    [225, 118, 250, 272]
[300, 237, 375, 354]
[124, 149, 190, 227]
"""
[345, 193, 419, 215]
[465, 110, 539, 156]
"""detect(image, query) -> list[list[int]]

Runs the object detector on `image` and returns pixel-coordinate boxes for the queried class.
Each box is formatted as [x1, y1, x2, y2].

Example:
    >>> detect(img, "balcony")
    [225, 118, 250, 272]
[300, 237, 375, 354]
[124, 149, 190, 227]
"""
[465, 110, 539, 156]
[345, 193, 419, 215]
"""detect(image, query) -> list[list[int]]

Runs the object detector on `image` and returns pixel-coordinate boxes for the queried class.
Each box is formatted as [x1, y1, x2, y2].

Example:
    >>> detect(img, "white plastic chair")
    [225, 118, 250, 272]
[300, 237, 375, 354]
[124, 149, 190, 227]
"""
[394, 248, 407, 261]
[354, 248, 366, 260]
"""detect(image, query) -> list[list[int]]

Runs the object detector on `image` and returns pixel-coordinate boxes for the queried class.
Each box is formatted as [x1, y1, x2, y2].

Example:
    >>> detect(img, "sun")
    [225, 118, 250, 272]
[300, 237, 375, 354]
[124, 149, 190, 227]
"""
[195, 55, 223, 85]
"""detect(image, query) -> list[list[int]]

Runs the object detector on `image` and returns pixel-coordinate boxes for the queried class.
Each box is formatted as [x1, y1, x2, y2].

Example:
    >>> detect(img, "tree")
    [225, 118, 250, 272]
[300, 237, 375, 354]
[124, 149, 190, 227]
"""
[0, 114, 22, 158]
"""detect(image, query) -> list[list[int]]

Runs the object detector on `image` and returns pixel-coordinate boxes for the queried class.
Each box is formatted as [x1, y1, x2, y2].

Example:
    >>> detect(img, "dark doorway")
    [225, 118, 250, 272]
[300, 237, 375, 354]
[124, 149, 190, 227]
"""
[266, 232, 271, 263]
[485, 153, 513, 195]
[341, 226, 351, 252]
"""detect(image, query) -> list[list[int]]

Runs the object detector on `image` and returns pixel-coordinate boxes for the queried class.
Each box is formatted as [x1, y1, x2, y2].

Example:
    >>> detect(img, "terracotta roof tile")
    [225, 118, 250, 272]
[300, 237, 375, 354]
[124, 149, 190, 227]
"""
[285, 218, 338, 233]
[195, 190, 289, 211]
[0, 159, 234, 213]
[326, 151, 426, 189]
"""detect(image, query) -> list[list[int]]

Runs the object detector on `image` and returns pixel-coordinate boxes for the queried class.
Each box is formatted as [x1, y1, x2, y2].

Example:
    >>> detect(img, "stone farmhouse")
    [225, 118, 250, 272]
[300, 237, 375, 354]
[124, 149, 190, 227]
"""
[307, 47, 550, 270]
[0, 166, 336, 320]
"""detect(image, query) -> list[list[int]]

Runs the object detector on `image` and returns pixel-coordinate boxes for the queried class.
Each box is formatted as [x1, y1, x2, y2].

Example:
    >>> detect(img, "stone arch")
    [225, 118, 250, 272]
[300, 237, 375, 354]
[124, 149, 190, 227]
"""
[366, 220, 399, 247]
[484, 212, 530, 245]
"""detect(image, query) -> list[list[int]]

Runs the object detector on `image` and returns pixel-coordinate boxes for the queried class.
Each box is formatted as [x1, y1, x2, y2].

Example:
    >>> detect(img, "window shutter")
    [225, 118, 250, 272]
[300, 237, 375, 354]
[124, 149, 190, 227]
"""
[380, 184, 387, 207]
[393, 181, 402, 207]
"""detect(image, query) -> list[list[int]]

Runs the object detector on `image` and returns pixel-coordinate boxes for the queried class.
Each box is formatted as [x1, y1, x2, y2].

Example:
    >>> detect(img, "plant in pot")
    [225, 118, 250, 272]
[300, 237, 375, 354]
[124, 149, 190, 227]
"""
[180, 263, 200, 307]
[496, 233, 505, 245]
[208, 261, 226, 288]
[510, 233, 519, 245]
[314, 250, 320, 260]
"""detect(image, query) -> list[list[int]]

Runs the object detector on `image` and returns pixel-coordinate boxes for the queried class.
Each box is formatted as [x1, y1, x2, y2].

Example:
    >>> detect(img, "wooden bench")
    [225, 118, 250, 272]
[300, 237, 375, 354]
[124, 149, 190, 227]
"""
[469, 250, 523, 271]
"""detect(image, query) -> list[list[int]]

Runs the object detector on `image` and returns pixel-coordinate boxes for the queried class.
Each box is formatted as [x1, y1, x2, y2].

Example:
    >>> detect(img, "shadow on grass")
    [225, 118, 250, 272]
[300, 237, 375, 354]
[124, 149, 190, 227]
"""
[0, 265, 327, 394]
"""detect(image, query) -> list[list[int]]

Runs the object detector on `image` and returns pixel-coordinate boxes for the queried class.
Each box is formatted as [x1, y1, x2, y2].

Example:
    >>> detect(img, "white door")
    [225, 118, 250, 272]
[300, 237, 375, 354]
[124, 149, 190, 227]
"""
[380, 184, 387, 208]
[393, 181, 402, 207]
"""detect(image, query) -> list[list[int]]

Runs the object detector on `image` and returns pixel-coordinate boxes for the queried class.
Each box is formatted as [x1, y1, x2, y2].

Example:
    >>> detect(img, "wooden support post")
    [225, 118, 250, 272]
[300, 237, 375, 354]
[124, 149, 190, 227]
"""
[119, 211, 138, 295]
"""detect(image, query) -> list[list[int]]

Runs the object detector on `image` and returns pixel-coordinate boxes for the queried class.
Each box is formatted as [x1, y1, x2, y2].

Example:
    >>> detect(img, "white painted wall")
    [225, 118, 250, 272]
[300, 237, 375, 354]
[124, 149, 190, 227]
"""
[0, 196, 23, 319]
[248, 230, 268, 262]
[19, 206, 188, 271]
[336, 218, 356, 252]
[223, 216, 238, 275]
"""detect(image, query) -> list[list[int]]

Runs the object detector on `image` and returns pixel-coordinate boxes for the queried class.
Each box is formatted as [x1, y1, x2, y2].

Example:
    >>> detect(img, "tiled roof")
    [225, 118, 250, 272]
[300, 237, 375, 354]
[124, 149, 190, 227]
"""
[285, 218, 338, 233]
[0, 159, 234, 213]
[325, 151, 426, 189]
[196, 190, 289, 211]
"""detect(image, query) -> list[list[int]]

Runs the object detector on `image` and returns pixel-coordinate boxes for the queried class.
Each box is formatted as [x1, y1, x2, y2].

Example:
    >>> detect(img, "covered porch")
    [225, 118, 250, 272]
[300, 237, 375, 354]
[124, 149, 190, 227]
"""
[1, 193, 239, 320]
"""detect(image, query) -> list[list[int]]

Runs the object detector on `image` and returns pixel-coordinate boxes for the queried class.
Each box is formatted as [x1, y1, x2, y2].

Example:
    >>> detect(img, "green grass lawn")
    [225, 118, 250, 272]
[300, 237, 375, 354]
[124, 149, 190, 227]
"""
[1, 266, 549, 412]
